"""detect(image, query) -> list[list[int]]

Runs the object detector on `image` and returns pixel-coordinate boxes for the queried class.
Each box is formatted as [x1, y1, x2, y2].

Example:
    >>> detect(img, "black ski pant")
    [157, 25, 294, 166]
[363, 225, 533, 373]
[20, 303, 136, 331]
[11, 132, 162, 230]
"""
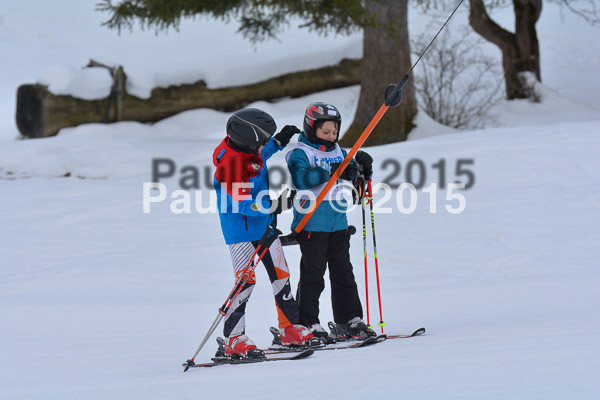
[296, 229, 363, 326]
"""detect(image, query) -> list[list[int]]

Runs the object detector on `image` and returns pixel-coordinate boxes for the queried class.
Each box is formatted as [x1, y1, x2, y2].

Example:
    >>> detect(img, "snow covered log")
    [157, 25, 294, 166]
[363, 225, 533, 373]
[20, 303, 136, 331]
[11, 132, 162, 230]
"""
[15, 59, 361, 138]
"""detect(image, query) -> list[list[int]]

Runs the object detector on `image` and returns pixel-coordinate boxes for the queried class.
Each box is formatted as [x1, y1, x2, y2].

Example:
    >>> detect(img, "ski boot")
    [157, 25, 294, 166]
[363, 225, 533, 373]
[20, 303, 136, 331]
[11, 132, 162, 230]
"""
[309, 323, 336, 344]
[329, 318, 377, 341]
[270, 325, 324, 349]
[214, 335, 265, 360]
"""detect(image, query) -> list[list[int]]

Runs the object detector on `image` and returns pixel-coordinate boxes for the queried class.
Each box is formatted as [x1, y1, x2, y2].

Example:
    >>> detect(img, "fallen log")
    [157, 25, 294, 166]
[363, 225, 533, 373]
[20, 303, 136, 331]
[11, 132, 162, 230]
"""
[16, 58, 361, 138]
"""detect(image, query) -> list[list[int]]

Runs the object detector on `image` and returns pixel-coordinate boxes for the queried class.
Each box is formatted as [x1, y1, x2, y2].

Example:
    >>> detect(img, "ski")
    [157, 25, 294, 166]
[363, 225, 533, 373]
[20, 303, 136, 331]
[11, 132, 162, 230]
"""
[387, 327, 426, 339]
[183, 348, 314, 369]
[330, 333, 388, 349]
[183, 336, 315, 370]
[183, 327, 426, 367]
[267, 334, 385, 354]
[266, 326, 425, 355]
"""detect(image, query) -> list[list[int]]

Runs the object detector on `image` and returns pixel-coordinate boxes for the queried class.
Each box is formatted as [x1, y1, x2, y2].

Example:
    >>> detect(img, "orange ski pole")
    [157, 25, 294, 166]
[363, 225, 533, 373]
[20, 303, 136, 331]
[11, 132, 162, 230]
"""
[293, 74, 409, 235]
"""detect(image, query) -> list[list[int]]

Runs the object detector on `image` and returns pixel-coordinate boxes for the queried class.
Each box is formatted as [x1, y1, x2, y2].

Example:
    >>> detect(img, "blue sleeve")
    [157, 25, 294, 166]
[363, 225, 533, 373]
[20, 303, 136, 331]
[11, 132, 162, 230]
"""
[287, 149, 330, 190]
[259, 137, 282, 162]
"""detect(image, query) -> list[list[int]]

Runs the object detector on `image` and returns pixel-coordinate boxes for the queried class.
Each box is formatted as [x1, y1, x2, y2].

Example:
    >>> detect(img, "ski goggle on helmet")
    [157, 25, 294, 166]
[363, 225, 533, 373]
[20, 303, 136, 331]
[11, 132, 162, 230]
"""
[226, 108, 277, 154]
[303, 102, 342, 143]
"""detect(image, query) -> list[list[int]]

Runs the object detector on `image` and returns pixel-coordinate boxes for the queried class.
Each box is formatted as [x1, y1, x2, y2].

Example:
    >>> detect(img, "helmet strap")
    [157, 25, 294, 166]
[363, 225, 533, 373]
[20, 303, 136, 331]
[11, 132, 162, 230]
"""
[227, 137, 258, 154]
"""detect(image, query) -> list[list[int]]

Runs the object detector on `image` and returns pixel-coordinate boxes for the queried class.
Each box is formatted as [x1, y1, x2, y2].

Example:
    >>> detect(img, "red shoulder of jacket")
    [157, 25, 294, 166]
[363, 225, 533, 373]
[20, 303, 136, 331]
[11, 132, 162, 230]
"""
[213, 138, 263, 199]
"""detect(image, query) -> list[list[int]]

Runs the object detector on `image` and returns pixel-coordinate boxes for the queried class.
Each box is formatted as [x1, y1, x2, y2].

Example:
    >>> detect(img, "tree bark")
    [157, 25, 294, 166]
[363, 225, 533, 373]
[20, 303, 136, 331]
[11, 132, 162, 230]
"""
[16, 59, 361, 138]
[469, 0, 542, 99]
[340, 0, 417, 147]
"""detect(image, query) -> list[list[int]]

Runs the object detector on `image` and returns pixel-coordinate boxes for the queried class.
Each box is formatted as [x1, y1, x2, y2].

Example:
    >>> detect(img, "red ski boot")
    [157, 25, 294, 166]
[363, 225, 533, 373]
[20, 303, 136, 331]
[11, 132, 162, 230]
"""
[279, 324, 317, 346]
[224, 334, 264, 358]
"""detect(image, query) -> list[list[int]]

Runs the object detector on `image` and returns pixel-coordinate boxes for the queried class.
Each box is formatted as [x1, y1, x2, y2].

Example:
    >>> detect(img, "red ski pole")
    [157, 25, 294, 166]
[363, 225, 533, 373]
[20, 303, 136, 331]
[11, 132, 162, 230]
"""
[367, 179, 385, 333]
[361, 194, 371, 328]
[183, 225, 281, 371]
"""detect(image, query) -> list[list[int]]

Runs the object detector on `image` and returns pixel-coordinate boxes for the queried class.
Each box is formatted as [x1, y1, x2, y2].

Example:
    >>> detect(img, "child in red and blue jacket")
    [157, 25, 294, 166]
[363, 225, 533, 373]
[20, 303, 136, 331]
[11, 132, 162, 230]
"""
[212, 108, 314, 356]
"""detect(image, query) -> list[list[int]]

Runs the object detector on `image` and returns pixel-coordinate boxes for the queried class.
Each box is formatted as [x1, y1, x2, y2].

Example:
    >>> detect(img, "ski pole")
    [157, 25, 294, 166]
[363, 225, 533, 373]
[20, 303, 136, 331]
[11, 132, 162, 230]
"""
[361, 194, 371, 328]
[183, 225, 281, 371]
[293, 82, 406, 234]
[183, 246, 263, 371]
[367, 179, 385, 333]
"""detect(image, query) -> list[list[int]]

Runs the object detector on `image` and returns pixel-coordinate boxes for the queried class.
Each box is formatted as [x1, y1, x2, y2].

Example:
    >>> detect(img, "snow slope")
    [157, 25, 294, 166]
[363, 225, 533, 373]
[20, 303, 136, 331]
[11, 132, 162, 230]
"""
[1, 116, 599, 399]
[2, 1, 600, 399]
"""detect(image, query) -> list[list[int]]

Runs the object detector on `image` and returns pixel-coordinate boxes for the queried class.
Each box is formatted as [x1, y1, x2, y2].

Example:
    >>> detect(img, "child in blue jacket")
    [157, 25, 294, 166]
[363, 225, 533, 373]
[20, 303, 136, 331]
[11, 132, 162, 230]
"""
[213, 108, 314, 356]
[286, 102, 375, 340]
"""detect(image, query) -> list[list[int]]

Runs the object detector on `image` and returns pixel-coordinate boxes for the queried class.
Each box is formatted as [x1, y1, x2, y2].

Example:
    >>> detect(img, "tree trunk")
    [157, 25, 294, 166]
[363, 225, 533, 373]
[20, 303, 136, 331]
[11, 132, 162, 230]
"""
[340, 0, 417, 147]
[16, 59, 360, 138]
[469, 0, 542, 99]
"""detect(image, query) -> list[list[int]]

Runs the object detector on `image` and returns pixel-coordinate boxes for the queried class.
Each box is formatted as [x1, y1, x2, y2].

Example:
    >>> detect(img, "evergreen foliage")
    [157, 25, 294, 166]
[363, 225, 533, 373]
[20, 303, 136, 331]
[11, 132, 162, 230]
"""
[97, 0, 373, 43]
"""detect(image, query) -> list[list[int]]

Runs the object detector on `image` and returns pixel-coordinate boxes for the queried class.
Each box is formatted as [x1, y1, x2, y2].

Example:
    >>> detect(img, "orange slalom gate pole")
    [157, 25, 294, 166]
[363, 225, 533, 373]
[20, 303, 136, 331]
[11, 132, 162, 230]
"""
[293, 73, 408, 234]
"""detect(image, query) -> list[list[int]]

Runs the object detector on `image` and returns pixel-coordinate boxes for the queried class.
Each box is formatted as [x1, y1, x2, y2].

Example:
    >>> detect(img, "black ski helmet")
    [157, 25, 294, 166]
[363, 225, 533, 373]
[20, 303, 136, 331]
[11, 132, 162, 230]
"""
[226, 108, 277, 153]
[303, 102, 342, 146]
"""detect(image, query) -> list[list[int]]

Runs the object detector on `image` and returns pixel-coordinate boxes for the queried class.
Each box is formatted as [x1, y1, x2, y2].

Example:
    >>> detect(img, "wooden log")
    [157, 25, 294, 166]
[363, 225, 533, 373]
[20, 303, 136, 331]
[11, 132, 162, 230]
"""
[16, 58, 361, 138]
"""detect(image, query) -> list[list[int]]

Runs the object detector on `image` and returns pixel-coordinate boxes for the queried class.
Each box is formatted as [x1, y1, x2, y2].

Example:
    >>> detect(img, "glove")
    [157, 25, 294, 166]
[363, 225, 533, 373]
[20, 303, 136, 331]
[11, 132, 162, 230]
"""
[271, 188, 297, 215]
[330, 160, 359, 181]
[355, 150, 373, 179]
[274, 125, 300, 147]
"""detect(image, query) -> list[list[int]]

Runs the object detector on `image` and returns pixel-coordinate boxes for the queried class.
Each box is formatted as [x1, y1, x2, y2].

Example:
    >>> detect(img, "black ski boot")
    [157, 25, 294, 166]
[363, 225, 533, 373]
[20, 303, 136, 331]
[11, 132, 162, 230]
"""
[309, 323, 336, 344]
[329, 318, 377, 341]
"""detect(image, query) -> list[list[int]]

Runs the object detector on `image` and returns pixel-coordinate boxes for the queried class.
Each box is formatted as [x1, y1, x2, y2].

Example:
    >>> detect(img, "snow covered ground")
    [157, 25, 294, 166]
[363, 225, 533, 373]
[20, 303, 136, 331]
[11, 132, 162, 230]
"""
[1, 1, 600, 399]
[2, 113, 599, 399]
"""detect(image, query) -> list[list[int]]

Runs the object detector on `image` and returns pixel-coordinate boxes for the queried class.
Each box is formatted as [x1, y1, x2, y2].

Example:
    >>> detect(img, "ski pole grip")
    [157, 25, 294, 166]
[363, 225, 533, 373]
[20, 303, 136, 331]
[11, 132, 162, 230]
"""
[384, 74, 409, 107]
